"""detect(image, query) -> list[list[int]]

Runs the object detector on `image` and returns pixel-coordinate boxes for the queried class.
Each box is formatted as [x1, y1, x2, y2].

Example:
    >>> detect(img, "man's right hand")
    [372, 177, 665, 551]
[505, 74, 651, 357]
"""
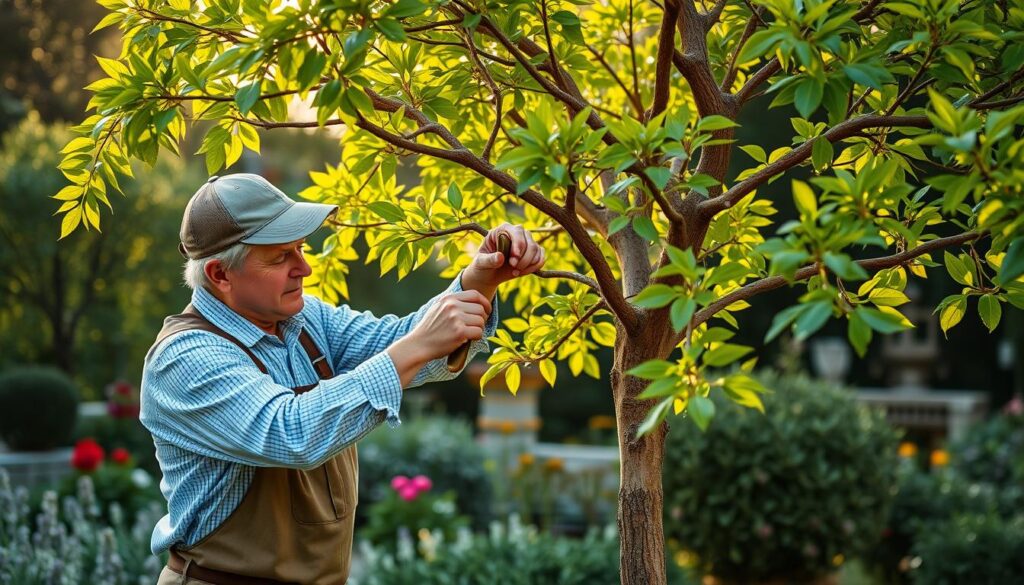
[386, 291, 492, 387]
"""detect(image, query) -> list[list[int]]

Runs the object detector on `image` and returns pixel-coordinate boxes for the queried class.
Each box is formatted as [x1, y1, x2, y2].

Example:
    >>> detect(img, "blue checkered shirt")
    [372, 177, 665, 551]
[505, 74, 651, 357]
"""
[139, 273, 496, 555]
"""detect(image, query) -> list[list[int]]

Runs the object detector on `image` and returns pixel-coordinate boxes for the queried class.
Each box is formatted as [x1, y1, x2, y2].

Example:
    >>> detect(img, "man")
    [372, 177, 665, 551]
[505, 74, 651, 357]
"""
[140, 173, 545, 584]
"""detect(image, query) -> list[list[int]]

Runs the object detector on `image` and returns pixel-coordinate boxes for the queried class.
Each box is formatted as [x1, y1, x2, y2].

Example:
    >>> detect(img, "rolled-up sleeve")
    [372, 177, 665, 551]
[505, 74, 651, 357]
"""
[141, 331, 402, 470]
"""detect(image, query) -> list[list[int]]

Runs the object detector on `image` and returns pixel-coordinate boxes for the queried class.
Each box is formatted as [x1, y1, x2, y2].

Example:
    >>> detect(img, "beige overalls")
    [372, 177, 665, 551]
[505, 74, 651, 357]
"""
[152, 306, 359, 585]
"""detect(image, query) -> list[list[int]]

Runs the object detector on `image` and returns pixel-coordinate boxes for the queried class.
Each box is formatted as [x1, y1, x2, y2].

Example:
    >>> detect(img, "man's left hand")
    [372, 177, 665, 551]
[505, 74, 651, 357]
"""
[464, 223, 546, 291]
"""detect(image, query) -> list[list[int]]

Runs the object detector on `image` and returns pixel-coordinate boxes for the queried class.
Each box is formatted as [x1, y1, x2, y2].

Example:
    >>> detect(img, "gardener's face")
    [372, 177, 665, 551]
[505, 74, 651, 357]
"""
[215, 239, 312, 334]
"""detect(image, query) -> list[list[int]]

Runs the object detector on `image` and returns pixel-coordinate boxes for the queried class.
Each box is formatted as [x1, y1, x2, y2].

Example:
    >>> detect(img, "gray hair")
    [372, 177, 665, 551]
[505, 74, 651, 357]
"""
[183, 242, 252, 291]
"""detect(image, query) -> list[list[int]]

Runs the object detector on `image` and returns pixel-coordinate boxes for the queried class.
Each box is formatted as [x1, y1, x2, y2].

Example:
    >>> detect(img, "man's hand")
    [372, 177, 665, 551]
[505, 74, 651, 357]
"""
[386, 290, 493, 386]
[462, 223, 546, 298]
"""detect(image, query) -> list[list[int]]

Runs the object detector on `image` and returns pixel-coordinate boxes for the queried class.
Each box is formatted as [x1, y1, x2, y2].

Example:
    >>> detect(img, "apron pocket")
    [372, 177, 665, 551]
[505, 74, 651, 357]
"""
[288, 464, 342, 525]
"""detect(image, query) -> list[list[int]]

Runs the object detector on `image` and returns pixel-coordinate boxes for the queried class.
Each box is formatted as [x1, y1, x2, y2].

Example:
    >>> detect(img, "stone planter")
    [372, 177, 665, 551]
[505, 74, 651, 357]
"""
[466, 361, 546, 450]
[0, 446, 74, 489]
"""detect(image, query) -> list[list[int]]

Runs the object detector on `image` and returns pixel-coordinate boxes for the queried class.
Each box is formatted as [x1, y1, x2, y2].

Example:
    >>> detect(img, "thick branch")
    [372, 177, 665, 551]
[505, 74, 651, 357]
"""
[699, 114, 931, 218]
[647, 0, 680, 121]
[689, 231, 982, 330]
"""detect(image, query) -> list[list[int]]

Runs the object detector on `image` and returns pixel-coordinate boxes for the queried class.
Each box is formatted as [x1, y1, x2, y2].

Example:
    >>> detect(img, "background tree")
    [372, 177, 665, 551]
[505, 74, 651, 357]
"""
[54, 0, 1024, 582]
[0, 113, 199, 395]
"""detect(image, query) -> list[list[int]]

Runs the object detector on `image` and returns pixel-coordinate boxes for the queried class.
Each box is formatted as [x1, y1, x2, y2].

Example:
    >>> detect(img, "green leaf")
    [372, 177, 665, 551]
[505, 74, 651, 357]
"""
[740, 144, 766, 163]
[608, 216, 630, 235]
[670, 298, 697, 332]
[703, 343, 753, 367]
[978, 294, 1001, 332]
[943, 251, 974, 286]
[823, 251, 868, 280]
[632, 216, 659, 242]
[794, 78, 823, 118]
[997, 238, 1024, 285]
[633, 284, 678, 309]
[385, 0, 427, 18]
[848, 310, 872, 357]
[765, 304, 806, 342]
[688, 395, 715, 431]
[861, 307, 912, 334]
[627, 359, 674, 380]
[811, 137, 833, 172]
[868, 288, 911, 307]
[375, 17, 407, 41]
[235, 82, 261, 115]
[927, 87, 959, 133]
[637, 397, 673, 437]
[792, 180, 818, 219]
[368, 201, 406, 223]
[696, 115, 739, 132]
[939, 295, 967, 335]
[447, 183, 463, 210]
[637, 377, 681, 400]
[793, 301, 832, 341]
[644, 166, 672, 189]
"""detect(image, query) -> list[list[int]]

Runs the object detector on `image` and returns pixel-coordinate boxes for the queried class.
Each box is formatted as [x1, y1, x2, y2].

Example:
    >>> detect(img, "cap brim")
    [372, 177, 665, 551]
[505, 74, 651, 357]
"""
[241, 202, 338, 245]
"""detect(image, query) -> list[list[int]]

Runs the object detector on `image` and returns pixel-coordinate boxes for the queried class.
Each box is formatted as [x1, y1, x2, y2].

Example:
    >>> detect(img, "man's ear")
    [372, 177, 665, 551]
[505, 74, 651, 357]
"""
[204, 259, 232, 293]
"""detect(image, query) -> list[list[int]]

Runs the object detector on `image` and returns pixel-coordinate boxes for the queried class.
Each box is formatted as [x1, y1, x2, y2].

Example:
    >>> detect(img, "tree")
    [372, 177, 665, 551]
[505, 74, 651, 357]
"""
[54, 0, 1024, 582]
[0, 113, 197, 394]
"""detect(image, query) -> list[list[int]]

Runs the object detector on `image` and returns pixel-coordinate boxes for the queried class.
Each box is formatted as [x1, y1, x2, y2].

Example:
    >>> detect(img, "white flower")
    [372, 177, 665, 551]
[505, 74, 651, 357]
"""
[130, 469, 152, 489]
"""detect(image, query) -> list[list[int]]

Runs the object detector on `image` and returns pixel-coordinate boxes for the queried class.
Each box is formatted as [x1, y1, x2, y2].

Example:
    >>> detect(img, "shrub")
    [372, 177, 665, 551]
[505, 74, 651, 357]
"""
[910, 513, 1024, 584]
[356, 516, 697, 585]
[950, 409, 1024, 508]
[863, 462, 1002, 583]
[360, 475, 470, 553]
[662, 372, 899, 583]
[0, 468, 165, 584]
[358, 415, 492, 527]
[0, 367, 79, 451]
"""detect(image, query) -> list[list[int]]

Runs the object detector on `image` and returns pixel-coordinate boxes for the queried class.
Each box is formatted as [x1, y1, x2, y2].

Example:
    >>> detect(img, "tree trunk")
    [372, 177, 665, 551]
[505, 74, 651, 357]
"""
[612, 322, 670, 585]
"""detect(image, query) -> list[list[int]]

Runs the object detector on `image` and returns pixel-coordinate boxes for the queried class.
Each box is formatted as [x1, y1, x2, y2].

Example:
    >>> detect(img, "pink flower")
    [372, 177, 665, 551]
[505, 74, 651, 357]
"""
[1004, 395, 1023, 416]
[391, 475, 410, 492]
[411, 475, 432, 493]
[399, 485, 420, 501]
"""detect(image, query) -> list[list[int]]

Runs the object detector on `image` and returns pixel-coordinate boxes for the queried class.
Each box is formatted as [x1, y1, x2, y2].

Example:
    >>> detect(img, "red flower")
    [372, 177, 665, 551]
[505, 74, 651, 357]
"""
[71, 439, 105, 473]
[111, 448, 131, 465]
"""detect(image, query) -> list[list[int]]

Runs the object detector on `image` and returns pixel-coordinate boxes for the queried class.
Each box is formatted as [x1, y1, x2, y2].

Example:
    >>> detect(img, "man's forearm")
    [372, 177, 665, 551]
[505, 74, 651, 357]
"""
[459, 268, 498, 307]
[386, 336, 430, 388]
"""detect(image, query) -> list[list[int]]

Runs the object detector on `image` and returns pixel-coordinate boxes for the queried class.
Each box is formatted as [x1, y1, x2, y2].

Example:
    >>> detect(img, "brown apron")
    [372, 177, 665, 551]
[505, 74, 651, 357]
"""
[151, 305, 358, 585]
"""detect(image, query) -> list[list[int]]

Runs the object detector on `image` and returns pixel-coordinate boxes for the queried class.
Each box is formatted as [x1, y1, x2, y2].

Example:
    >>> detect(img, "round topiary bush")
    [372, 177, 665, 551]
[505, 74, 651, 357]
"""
[0, 366, 80, 451]
[358, 415, 493, 528]
[662, 372, 899, 584]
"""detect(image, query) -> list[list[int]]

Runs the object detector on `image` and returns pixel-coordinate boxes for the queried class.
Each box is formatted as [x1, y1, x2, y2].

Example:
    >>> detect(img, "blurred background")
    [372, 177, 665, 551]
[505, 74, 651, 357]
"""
[1, 2, 1022, 584]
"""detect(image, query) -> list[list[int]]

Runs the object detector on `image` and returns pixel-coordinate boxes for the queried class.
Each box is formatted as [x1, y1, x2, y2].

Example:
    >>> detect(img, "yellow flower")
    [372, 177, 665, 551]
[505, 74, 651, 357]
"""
[930, 449, 950, 467]
[518, 453, 535, 467]
[543, 457, 565, 473]
[588, 415, 616, 430]
[897, 442, 918, 458]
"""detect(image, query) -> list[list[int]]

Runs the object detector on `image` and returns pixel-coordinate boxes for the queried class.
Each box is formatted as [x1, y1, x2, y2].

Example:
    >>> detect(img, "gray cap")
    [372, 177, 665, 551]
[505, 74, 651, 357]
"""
[179, 173, 338, 260]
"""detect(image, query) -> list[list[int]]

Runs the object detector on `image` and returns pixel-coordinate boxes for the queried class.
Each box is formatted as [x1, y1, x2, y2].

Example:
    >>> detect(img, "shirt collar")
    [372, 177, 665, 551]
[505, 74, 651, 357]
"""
[191, 286, 305, 347]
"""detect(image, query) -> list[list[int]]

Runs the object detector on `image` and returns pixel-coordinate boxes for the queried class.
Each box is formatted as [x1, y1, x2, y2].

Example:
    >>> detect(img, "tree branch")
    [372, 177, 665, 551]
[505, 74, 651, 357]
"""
[689, 231, 982, 330]
[535, 270, 601, 292]
[699, 114, 931, 218]
[134, 7, 244, 43]
[647, 0, 680, 121]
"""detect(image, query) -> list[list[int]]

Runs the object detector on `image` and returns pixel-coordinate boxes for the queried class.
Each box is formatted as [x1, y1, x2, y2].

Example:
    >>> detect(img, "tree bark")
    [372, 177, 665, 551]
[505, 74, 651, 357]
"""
[612, 319, 672, 585]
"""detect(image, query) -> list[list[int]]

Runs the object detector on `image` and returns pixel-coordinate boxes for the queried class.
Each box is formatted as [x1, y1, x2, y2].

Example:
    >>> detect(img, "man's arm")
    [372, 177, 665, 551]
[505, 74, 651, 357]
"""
[140, 331, 403, 470]
[311, 271, 498, 386]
